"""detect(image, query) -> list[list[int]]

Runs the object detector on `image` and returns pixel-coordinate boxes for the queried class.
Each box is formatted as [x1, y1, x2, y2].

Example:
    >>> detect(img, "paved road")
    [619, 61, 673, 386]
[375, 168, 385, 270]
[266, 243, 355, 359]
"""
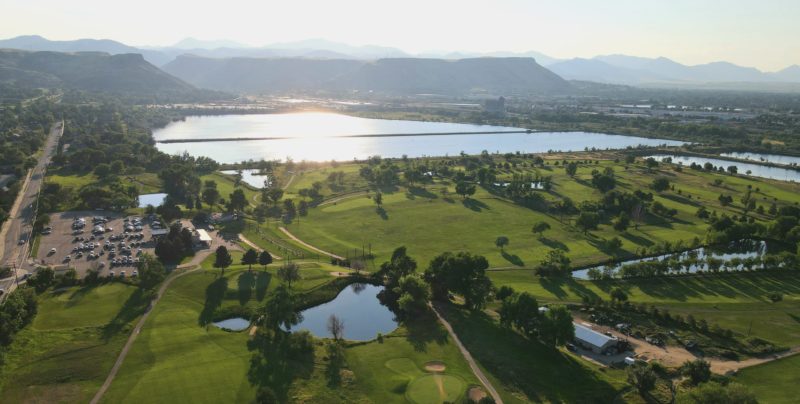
[431, 304, 504, 404]
[0, 121, 63, 296]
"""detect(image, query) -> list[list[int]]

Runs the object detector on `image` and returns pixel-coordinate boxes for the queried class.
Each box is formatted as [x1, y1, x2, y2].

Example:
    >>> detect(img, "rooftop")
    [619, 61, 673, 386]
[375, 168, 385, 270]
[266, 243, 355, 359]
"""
[574, 323, 617, 349]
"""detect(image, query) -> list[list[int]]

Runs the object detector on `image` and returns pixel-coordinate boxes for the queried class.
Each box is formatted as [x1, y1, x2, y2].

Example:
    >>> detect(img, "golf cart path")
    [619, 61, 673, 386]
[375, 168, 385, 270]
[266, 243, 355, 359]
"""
[431, 304, 504, 404]
[90, 261, 206, 404]
[237, 233, 282, 259]
[278, 226, 344, 260]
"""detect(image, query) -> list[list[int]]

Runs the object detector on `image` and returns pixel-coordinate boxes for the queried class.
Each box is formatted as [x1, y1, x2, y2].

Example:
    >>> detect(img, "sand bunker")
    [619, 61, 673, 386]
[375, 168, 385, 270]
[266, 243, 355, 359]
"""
[424, 360, 446, 372]
[467, 386, 488, 402]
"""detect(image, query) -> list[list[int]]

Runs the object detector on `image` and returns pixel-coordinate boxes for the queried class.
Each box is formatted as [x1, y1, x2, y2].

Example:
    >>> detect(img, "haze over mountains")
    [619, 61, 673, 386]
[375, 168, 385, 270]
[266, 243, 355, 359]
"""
[1, 35, 800, 94]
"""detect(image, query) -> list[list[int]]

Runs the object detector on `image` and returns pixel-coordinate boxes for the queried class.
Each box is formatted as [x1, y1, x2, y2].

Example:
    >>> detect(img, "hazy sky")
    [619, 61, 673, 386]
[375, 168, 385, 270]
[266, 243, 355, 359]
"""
[2, 0, 799, 71]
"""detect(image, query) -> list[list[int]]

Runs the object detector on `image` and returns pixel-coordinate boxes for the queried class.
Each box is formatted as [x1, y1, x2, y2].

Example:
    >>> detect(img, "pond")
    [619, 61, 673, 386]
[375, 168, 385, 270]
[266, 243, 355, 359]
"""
[220, 169, 272, 189]
[153, 112, 685, 163]
[290, 283, 398, 341]
[212, 317, 250, 331]
[572, 240, 768, 280]
[648, 154, 800, 182]
[720, 152, 800, 167]
[138, 193, 167, 208]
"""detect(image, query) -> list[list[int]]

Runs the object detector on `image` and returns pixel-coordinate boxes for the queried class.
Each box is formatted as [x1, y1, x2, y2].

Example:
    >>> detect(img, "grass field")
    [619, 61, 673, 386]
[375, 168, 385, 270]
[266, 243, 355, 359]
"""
[102, 253, 486, 403]
[437, 304, 630, 403]
[0, 283, 146, 403]
[489, 270, 800, 347]
[735, 354, 800, 404]
[285, 157, 800, 269]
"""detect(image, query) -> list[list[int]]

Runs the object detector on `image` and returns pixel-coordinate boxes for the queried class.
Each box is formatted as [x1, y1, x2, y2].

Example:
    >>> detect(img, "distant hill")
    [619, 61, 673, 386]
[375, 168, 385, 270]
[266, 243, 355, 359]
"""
[0, 49, 197, 96]
[0, 35, 172, 66]
[162, 55, 570, 95]
[552, 55, 800, 86]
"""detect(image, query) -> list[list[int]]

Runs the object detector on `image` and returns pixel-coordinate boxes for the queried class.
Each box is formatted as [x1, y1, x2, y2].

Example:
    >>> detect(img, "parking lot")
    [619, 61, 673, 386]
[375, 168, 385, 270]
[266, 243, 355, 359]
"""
[35, 211, 163, 278]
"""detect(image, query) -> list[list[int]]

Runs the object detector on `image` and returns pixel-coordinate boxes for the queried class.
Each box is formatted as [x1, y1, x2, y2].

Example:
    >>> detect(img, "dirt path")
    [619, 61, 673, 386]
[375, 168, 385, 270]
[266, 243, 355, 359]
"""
[90, 264, 204, 403]
[317, 191, 368, 207]
[237, 233, 281, 259]
[278, 226, 344, 260]
[282, 172, 296, 190]
[431, 304, 503, 404]
[590, 322, 800, 374]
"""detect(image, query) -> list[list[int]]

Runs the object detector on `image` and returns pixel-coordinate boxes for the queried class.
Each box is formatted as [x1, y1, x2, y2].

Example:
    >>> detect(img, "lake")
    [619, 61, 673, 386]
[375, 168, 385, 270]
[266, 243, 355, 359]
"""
[573, 240, 768, 280]
[648, 154, 800, 182]
[212, 317, 250, 331]
[720, 152, 800, 167]
[220, 169, 272, 188]
[138, 193, 167, 208]
[290, 283, 398, 341]
[153, 113, 685, 163]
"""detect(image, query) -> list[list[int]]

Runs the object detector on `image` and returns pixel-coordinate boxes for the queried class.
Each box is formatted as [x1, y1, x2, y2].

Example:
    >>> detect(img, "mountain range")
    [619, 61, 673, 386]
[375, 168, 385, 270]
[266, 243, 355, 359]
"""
[0, 49, 197, 97]
[1, 35, 800, 91]
[162, 55, 570, 95]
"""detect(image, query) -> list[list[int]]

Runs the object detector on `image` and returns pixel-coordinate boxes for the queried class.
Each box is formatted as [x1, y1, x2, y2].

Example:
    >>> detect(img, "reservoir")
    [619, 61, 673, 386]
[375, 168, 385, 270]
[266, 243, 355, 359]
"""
[648, 154, 800, 182]
[153, 112, 685, 163]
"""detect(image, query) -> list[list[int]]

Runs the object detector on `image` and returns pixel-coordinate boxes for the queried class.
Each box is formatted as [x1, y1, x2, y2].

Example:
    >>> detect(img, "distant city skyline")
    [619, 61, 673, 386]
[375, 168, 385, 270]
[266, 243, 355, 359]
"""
[2, 0, 798, 71]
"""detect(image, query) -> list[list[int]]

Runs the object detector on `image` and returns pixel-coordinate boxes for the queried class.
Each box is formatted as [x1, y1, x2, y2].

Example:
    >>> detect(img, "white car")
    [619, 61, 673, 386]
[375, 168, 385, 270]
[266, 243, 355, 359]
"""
[49, 248, 57, 254]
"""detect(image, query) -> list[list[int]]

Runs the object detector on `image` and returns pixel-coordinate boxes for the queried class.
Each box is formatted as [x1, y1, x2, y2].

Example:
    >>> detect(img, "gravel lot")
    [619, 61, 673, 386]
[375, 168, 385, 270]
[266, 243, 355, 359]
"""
[35, 210, 161, 278]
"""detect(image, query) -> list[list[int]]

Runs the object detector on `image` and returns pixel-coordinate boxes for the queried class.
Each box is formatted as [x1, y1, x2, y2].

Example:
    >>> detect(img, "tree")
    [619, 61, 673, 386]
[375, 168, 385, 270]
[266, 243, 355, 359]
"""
[495, 236, 509, 251]
[645, 157, 659, 170]
[610, 287, 628, 302]
[277, 262, 301, 287]
[262, 285, 301, 331]
[94, 163, 111, 178]
[395, 274, 430, 316]
[213, 245, 233, 275]
[681, 359, 711, 385]
[677, 382, 756, 404]
[627, 363, 656, 394]
[576, 211, 600, 234]
[229, 188, 247, 212]
[258, 250, 273, 271]
[378, 246, 418, 291]
[242, 248, 258, 271]
[537, 249, 571, 276]
[202, 186, 220, 208]
[424, 251, 492, 310]
[532, 221, 551, 238]
[652, 177, 670, 192]
[499, 292, 539, 337]
[298, 200, 308, 216]
[137, 254, 166, 289]
[613, 213, 630, 232]
[538, 305, 574, 347]
[373, 192, 383, 206]
[455, 181, 476, 199]
[256, 386, 279, 404]
[565, 162, 578, 177]
[327, 314, 344, 340]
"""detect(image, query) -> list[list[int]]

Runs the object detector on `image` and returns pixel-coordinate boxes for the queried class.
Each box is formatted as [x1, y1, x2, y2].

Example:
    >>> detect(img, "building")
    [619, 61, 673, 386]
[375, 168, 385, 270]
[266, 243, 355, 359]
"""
[151, 228, 169, 239]
[195, 229, 213, 248]
[574, 323, 619, 354]
[483, 96, 506, 116]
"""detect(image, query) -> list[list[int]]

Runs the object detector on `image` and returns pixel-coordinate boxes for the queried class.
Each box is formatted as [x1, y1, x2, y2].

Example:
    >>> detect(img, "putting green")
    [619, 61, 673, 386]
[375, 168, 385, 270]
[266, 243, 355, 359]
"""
[385, 358, 423, 377]
[406, 373, 465, 404]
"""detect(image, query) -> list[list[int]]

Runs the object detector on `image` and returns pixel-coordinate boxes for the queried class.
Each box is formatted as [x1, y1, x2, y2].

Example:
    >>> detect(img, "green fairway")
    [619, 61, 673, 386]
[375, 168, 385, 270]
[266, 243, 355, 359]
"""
[286, 157, 800, 269]
[437, 304, 629, 403]
[735, 354, 800, 404]
[489, 270, 800, 347]
[0, 283, 146, 403]
[406, 374, 466, 404]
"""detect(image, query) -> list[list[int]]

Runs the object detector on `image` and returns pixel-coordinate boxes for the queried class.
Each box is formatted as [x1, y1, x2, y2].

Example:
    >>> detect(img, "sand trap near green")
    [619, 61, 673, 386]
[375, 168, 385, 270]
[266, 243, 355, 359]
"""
[406, 373, 465, 404]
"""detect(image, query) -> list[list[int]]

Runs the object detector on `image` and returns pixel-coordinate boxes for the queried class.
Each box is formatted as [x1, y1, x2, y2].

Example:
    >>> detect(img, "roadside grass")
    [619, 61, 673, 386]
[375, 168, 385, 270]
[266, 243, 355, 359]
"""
[0, 283, 146, 403]
[735, 353, 800, 404]
[437, 303, 630, 403]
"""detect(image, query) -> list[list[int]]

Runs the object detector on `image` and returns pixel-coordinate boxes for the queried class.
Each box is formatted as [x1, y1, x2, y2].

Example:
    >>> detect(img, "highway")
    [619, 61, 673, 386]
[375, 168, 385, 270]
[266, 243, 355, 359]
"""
[0, 120, 63, 298]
